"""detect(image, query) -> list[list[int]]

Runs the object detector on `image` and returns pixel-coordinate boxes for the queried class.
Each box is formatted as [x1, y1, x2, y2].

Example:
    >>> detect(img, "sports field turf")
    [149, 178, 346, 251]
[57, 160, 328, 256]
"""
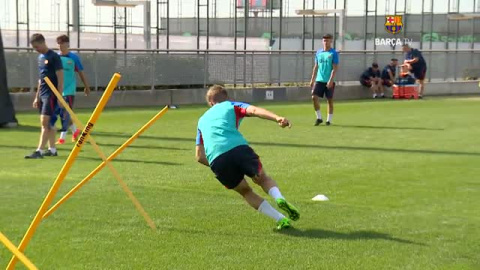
[0, 97, 479, 269]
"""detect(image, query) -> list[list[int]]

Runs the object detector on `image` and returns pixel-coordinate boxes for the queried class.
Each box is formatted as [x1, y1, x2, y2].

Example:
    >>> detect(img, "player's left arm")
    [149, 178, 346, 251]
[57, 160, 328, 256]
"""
[73, 54, 91, 96]
[56, 70, 64, 94]
[327, 51, 339, 89]
[54, 54, 64, 94]
[245, 105, 291, 128]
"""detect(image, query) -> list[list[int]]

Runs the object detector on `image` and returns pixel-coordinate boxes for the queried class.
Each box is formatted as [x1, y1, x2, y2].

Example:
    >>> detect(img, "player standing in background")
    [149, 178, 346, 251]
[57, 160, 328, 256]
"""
[381, 58, 398, 88]
[402, 44, 427, 98]
[25, 33, 63, 159]
[195, 85, 300, 230]
[52, 35, 91, 144]
[309, 34, 339, 126]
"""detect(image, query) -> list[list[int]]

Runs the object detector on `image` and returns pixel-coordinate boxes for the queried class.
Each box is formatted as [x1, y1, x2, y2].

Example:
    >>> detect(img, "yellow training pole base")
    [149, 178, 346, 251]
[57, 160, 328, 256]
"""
[43, 76, 158, 231]
[43, 106, 169, 220]
[0, 231, 38, 270]
[7, 73, 121, 270]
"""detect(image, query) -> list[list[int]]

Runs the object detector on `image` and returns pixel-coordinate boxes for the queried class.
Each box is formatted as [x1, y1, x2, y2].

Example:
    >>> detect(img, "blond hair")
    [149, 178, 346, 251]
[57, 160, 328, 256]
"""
[206, 85, 228, 103]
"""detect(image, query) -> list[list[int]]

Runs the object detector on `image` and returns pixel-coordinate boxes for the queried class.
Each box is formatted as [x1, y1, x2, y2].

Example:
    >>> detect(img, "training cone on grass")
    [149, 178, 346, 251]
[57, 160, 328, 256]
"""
[312, 194, 329, 201]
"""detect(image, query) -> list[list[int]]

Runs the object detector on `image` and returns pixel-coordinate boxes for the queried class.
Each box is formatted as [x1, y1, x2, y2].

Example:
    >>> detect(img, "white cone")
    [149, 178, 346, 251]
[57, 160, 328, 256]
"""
[312, 194, 329, 201]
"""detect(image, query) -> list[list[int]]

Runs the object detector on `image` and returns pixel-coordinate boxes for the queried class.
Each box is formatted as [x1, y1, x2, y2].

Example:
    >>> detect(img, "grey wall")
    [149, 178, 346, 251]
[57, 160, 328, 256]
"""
[9, 81, 480, 112]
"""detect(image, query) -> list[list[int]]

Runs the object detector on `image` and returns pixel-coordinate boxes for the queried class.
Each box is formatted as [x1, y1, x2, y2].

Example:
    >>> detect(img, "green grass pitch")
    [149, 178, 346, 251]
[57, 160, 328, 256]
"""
[1, 97, 479, 269]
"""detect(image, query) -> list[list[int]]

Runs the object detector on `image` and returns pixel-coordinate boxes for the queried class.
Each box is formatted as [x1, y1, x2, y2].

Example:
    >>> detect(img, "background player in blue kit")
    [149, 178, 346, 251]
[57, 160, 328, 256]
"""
[51, 35, 91, 145]
[25, 33, 64, 159]
[309, 34, 339, 126]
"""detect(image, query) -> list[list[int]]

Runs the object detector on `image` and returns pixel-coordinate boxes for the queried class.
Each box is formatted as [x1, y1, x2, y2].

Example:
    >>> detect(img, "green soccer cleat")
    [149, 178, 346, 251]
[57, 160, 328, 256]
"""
[276, 218, 291, 230]
[276, 198, 300, 221]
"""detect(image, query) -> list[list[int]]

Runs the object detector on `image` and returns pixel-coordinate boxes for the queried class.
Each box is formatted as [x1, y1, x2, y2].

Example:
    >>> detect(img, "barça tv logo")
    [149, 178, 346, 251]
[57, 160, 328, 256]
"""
[385, 15, 403, 34]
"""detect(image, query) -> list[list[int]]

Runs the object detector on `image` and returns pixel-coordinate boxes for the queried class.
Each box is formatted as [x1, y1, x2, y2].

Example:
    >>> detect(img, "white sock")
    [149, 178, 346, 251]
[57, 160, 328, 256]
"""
[315, 110, 322, 120]
[373, 94, 377, 98]
[48, 147, 57, 154]
[327, 114, 333, 122]
[258, 200, 285, 221]
[70, 124, 77, 133]
[60, 132, 67, 140]
[36, 148, 43, 153]
[268, 187, 284, 200]
[380, 93, 385, 97]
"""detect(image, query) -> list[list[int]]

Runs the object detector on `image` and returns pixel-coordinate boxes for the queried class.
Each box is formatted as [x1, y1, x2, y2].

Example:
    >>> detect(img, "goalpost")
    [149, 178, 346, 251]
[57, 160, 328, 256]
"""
[295, 9, 346, 51]
[92, 0, 152, 49]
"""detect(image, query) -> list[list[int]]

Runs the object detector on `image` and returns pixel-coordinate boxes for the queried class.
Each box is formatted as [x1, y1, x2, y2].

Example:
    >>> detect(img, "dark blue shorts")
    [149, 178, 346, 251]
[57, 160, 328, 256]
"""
[313, 82, 335, 99]
[39, 95, 57, 116]
[50, 95, 75, 130]
[210, 145, 262, 189]
[412, 66, 427, 80]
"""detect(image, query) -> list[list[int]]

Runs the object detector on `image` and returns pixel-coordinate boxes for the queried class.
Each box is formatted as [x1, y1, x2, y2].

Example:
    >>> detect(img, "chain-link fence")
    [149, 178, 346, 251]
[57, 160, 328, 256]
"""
[5, 48, 480, 91]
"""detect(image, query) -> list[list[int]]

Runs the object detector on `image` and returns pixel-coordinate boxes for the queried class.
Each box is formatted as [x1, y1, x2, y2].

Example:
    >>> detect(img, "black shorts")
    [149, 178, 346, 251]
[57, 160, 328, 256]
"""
[210, 145, 263, 189]
[360, 79, 372, 87]
[313, 82, 335, 99]
[412, 66, 427, 80]
[382, 79, 394, 87]
[38, 95, 57, 116]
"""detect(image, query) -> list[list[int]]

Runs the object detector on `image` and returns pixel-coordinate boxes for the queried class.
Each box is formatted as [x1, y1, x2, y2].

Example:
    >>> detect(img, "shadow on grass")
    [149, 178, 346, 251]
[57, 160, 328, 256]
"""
[278, 228, 425, 245]
[0, 124, 39, 132]
[87, 133, 480, 157]
[0, 145, 180, 165]
[331, 124, 443, 131]
[77, 156, 180, 166]
[95, 142, 189, 151]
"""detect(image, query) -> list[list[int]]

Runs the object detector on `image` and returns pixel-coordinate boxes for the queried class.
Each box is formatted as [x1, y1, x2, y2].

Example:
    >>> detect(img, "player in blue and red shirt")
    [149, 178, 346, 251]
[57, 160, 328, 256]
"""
[195, 85, 300, 230]
[51, 35, 91, 145]
[25, 33, 64, 159]
[403, 44, 427, 98]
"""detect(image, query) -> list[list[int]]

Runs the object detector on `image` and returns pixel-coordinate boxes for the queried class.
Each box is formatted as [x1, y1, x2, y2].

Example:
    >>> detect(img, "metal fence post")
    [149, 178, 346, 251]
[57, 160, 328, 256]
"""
[278, 51, 282, 86]
[234, 51, 237, 87]
[251, 51, 254, 88]
[150, 51, 155, 91]
[243, 50, 247, 87]
[294, 52, 299, 85]
[29, 51, 34, 92]
[94, 50, 98, 91]
[203, 51, 208, 88]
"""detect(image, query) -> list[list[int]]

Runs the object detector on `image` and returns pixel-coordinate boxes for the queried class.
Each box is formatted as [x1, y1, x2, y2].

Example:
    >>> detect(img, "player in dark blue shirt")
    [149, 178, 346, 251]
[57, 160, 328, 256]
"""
[360, 63, 384, 98]
[402, 44, 427, 98]
[381, 58, 398, 87]
[25, 33, 64, 159]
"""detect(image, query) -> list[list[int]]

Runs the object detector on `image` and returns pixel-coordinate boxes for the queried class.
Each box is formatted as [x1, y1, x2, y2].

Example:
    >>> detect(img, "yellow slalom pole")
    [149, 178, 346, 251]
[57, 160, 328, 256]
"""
[7, 73, 121, 270]
[0, 232, 38, 270]
[42, 105, 169, 219]
[43, 77, 157, 231]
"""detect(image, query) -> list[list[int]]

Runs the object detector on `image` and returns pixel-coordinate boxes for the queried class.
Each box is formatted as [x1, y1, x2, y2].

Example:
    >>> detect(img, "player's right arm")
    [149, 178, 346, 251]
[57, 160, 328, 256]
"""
[195, 145, 208, 166]
[245, 105, 291, 128]
[310, 57, 318, 88]
[195, 129, 209, 166]
[33, 80, 41, 108]
[388, 69, 395, 81]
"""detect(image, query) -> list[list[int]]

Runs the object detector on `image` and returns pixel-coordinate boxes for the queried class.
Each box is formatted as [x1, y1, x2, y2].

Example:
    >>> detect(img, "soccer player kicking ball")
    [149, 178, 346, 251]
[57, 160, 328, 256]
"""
[195, 85, 300, 230]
